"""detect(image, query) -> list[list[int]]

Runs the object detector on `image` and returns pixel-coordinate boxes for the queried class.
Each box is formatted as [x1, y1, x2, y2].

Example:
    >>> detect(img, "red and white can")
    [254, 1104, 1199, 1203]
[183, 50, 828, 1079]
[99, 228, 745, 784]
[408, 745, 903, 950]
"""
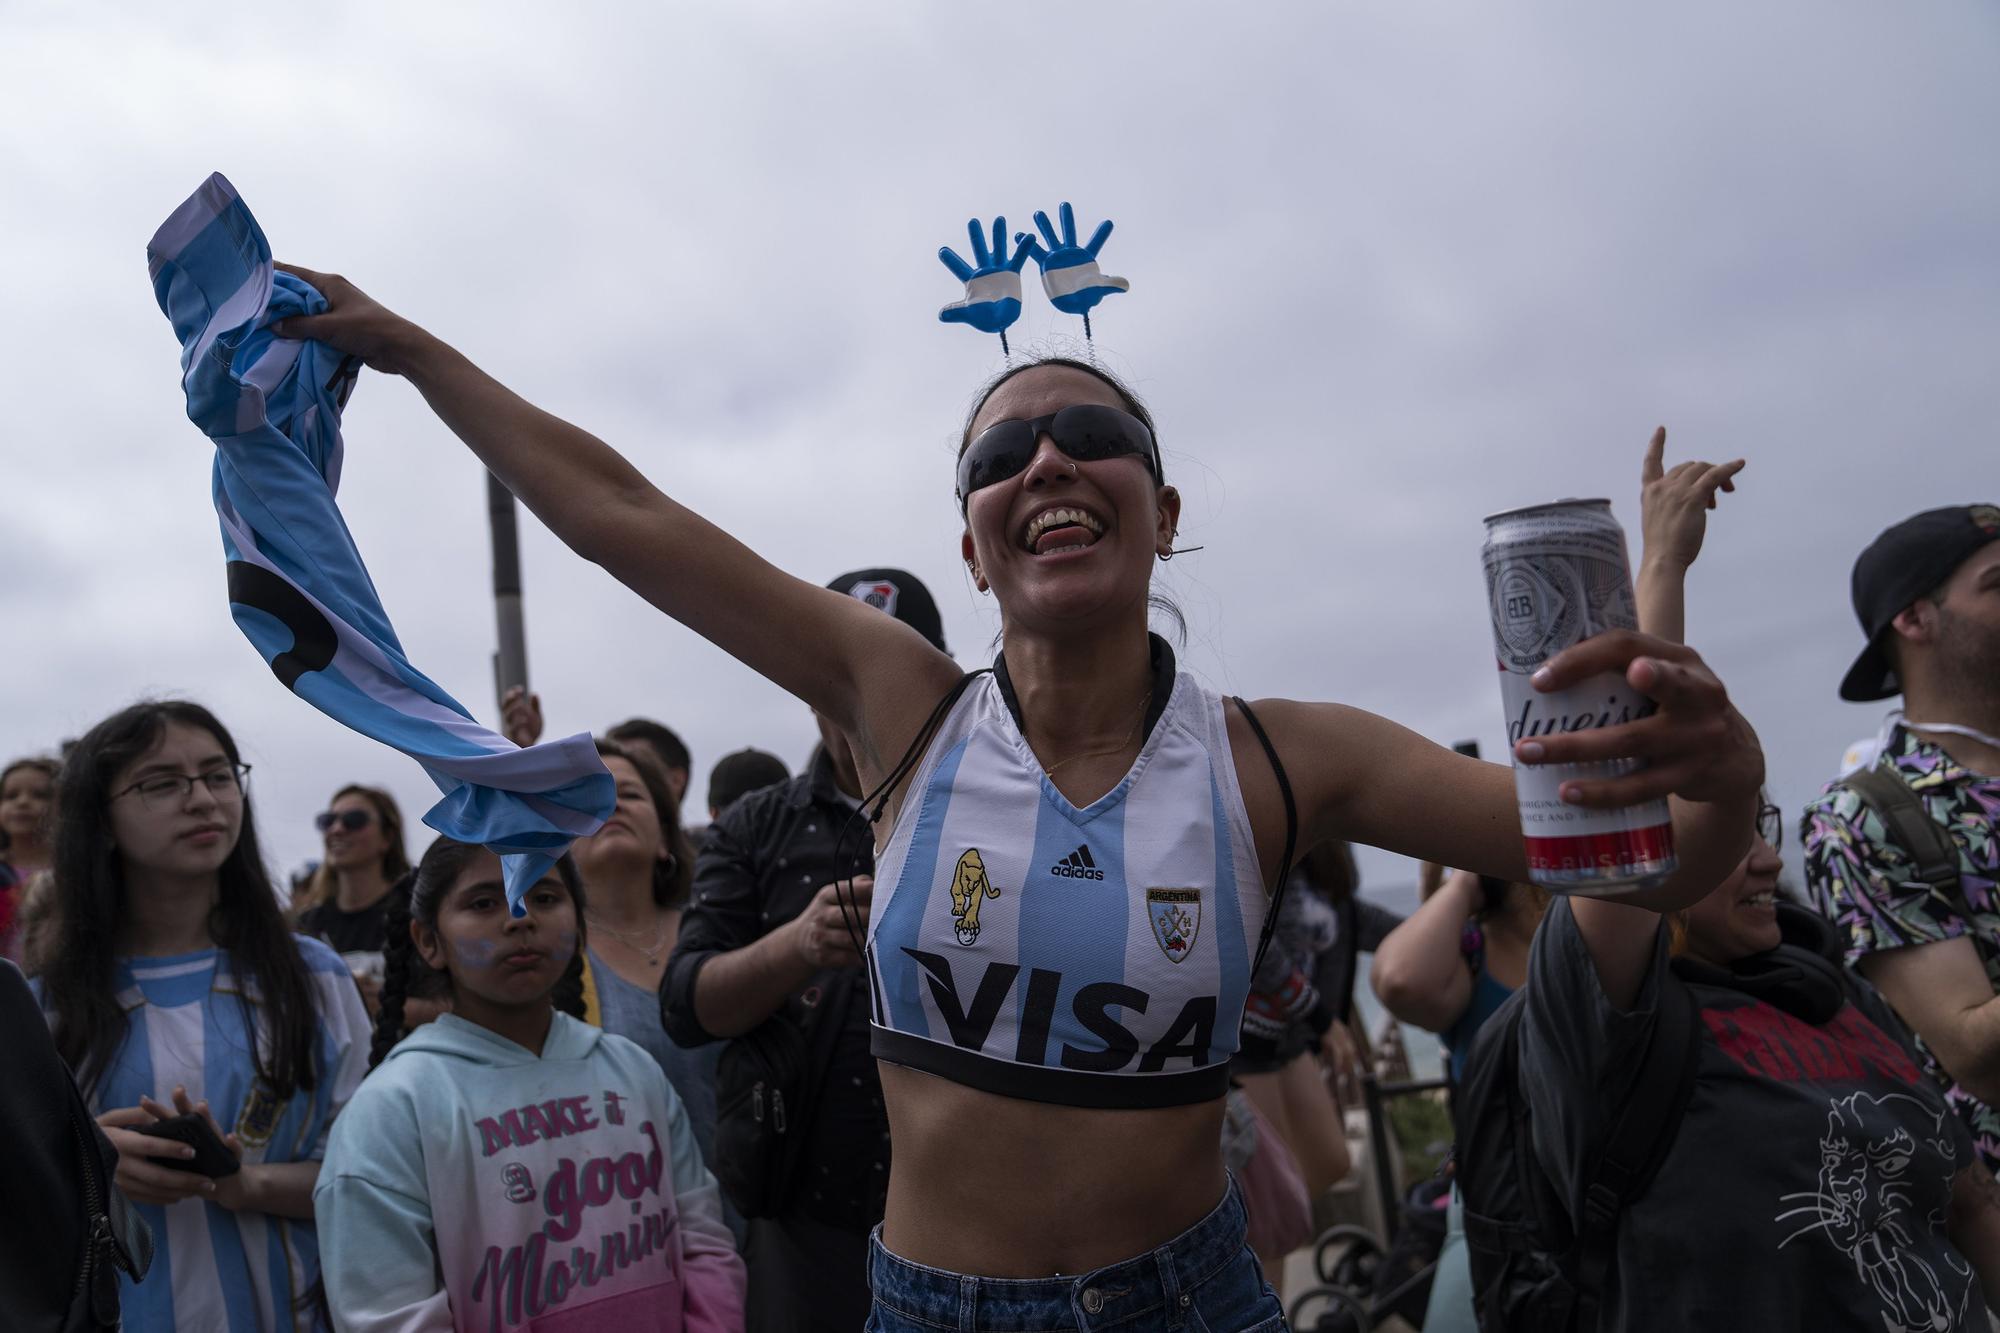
[1482, 498, 1676, 894]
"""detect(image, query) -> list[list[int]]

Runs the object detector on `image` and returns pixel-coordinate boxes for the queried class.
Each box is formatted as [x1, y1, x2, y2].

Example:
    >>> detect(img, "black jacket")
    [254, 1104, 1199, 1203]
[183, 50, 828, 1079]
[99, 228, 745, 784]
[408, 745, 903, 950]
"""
[661, 748, 874, 1048]
[0, 961, 152, 1330]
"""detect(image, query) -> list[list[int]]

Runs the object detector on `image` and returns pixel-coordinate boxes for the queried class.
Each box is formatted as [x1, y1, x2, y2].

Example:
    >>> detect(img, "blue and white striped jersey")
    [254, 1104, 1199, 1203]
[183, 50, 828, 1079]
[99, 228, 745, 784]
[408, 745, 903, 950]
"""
[868, 649, 1270, 1109]
[55, 936, 369, 1332]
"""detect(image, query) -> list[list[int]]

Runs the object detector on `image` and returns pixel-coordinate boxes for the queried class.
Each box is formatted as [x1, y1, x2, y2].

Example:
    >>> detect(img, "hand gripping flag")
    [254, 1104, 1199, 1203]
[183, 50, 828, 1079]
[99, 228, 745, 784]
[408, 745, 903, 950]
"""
[147, 173, 613, 914]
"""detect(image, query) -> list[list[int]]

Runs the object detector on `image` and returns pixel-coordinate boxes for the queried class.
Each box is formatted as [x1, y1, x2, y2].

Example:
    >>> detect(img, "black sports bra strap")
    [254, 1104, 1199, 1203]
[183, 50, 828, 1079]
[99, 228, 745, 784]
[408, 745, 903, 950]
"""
[1232, 696, 1296, 979]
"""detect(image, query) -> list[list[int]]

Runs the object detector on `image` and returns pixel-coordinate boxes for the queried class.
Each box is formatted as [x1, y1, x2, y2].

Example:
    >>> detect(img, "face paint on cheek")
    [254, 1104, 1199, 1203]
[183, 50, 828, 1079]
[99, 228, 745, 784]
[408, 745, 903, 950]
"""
[452, 935, 504, 973]
[549, 928, 579, 971]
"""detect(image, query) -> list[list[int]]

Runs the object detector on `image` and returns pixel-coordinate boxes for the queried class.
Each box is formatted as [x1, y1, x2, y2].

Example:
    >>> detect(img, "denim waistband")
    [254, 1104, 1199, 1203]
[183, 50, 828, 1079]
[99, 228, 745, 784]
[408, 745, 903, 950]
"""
[868, 1178, 1251, 1331]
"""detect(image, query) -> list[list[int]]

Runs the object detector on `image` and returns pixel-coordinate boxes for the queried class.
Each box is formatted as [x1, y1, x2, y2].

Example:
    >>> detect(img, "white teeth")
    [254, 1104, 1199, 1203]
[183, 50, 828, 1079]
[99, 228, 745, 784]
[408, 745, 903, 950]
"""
[1023, 506, 1105, 550]
[1744, 892, 1775, 908]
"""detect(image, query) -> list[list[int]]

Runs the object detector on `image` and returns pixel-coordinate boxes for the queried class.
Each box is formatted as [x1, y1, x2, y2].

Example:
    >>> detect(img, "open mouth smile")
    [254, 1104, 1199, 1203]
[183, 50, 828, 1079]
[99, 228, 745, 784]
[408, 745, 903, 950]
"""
[1021, 505, 1106, 556]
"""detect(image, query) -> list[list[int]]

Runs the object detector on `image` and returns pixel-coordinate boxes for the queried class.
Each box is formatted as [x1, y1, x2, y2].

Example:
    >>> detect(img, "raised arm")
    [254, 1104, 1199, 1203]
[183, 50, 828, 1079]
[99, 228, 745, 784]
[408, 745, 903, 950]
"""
[1371, 869, 1481, 1034]
[1562, 426, 1748, 1007]
[271, 270, 961, 758]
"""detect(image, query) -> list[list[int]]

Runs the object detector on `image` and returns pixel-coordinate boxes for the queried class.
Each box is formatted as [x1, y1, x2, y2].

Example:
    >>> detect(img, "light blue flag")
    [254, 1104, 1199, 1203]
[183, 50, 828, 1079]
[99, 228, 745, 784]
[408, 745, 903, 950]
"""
[147, 173, 613, 914]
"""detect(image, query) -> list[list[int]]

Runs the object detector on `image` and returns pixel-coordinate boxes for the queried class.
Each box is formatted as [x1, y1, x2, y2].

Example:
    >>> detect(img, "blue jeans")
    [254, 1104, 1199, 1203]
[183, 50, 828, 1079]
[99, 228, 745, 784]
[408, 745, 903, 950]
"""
[865, 1180, 1287, 1331]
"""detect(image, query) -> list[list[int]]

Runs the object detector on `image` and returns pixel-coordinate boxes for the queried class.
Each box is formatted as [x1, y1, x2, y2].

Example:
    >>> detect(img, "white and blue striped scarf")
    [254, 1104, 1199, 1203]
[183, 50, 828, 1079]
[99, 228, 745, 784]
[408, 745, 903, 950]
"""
[147, 173, 612, 912]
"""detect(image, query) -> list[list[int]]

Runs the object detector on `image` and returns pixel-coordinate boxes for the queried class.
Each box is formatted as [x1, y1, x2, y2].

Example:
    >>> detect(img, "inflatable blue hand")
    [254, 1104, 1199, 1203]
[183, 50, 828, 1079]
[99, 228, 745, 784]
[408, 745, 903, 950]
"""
[1017, 203, 1129, 317]
[938, 217, 1032, 337]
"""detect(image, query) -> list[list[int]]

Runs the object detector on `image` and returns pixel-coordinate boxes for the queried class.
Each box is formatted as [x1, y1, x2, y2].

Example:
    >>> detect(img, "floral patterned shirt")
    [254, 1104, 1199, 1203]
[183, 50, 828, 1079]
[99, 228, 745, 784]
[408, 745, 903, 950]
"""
[1803, 724, 2000, 1170]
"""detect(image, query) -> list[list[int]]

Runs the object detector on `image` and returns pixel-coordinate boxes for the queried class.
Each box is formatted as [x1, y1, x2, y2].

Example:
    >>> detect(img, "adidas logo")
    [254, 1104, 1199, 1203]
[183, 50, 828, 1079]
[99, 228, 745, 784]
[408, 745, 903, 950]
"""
[1050, 845, 1105, 881]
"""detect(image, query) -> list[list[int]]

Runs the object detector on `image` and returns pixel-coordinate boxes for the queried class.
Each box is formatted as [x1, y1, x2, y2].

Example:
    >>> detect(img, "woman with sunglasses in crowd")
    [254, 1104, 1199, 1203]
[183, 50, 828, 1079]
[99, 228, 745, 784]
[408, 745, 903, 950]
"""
[292, 784, 410, 1015]
[273, 261, 1764, 1330]
[32, 701, 370, 1331]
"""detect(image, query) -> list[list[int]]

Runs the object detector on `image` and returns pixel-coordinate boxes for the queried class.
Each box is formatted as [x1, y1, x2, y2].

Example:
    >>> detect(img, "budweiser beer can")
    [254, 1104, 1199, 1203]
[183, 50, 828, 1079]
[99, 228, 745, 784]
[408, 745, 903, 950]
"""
[1482, 498, 1677, 894]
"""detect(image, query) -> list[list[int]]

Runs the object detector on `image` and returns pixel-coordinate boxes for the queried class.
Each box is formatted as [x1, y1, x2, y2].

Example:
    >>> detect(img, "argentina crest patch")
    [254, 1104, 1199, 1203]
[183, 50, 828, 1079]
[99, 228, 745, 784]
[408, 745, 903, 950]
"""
[235, 1083, 286, 1149]
[1147, 888, 1200, 964]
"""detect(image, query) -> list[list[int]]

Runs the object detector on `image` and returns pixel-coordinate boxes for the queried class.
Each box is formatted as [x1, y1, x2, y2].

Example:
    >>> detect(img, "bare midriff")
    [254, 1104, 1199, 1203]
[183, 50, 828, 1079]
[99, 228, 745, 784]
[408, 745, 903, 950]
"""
[876, 1062, 1229, 1277]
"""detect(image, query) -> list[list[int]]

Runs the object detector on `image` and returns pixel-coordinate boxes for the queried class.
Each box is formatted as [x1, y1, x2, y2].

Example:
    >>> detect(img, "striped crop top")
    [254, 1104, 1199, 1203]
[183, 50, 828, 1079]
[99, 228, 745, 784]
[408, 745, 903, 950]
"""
[866, 639, 1272, 1109]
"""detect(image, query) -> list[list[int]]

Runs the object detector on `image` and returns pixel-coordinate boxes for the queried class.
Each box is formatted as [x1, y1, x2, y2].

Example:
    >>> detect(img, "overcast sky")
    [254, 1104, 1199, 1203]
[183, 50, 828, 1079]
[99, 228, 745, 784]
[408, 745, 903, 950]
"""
[3, 2, 1994, 901]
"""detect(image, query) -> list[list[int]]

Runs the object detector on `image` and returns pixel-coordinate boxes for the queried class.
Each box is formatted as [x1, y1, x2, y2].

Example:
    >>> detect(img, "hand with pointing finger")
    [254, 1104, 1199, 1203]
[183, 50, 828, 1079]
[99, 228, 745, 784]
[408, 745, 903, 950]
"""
[1640, 427, 1745, 576]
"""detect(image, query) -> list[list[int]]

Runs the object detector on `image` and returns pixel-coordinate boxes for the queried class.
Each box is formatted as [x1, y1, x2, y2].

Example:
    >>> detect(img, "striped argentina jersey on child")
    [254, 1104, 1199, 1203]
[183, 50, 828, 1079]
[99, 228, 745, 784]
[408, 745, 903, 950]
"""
[40, 936, 370, 1332]
[868, 638, 1270, 1109]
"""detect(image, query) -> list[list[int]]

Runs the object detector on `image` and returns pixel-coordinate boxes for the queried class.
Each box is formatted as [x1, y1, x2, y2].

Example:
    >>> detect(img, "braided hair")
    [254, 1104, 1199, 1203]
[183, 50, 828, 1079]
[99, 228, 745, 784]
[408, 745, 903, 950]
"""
[369, 837, 588, 1070]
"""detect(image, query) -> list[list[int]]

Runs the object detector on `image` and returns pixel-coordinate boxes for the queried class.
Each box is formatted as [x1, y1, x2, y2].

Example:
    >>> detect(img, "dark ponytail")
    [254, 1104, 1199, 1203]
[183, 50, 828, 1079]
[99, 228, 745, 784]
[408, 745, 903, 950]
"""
[368, 867, 424, 1070]
[367, 838, 588, 1070]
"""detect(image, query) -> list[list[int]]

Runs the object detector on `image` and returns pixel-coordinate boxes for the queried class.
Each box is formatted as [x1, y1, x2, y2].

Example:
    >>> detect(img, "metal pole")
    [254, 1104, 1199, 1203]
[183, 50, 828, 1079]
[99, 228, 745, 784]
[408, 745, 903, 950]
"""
[487, 471, 528, 707]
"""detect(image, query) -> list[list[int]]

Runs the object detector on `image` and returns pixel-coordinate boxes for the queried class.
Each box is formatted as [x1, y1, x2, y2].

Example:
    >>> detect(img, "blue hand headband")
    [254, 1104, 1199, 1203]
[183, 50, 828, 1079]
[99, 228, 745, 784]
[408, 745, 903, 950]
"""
[936, 202, 1129, 348]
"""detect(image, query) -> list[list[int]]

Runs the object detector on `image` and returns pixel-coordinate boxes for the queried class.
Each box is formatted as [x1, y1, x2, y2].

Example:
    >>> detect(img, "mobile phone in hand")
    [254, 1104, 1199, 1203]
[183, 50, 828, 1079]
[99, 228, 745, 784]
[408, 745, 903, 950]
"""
[143, 1112, 241, 1178]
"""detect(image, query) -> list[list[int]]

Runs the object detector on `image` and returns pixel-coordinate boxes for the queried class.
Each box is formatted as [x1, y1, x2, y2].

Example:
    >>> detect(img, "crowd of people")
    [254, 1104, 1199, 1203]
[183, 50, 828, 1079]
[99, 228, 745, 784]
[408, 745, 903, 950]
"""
[2, 257, 1996, 1333]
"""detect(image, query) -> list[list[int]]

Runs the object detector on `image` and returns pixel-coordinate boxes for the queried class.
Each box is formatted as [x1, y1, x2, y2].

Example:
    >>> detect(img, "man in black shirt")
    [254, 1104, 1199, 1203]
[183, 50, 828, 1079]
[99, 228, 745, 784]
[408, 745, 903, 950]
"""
[661, 568, 947, 1332]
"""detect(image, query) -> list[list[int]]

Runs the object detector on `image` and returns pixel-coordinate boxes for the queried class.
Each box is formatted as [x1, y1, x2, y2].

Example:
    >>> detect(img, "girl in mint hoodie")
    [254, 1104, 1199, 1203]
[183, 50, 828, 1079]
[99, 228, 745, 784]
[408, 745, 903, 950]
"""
[315, 837, 745, 1332]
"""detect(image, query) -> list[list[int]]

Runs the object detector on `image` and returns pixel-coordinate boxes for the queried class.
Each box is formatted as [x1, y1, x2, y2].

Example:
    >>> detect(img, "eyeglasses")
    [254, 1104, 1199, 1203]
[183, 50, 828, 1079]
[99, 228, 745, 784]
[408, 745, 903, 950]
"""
[113, 764, 250, 811]
[956, 405, 1161, 510]
[315, 808, 376, 834]
[1757, 803, 1783, 850]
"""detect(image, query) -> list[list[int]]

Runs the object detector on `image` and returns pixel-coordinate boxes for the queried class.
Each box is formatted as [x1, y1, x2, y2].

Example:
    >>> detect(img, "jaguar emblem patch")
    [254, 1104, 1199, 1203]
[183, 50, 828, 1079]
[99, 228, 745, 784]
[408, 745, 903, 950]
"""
[948, 848, 1001, 946]
[1147, 888, 1201, 964]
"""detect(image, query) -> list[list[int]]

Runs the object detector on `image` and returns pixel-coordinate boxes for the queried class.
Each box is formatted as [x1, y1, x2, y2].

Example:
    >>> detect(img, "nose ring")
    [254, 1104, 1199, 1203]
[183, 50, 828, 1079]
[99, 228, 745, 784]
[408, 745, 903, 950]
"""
[1068, 461, 1078, 475]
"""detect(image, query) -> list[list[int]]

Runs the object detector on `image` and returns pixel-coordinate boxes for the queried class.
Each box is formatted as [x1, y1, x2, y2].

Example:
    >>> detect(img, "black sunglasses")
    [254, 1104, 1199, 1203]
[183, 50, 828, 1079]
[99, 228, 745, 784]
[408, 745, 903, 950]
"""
[956, 405, 1161, 510]
[315, 808, 375, 834]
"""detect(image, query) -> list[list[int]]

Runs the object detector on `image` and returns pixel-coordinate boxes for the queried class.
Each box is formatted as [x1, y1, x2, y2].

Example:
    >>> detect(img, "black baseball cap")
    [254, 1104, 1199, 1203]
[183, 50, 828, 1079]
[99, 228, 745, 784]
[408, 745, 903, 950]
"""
[1839, 504, 2000, 702]
[827, 568, 948, 655]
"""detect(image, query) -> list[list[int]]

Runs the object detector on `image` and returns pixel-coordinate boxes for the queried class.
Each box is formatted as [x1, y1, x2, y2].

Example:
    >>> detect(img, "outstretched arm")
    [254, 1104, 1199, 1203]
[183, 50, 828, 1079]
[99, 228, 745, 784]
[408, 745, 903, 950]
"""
[271, 270, 960, 755]
[1239, 633, 1761, 1009]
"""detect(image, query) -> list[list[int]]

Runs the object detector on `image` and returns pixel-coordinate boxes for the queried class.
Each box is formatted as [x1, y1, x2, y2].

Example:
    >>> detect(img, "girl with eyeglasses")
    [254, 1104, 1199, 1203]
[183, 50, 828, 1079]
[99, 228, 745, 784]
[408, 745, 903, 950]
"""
[291, 784, 411, 1016]
[31, 701, 371, 1332]
[274, 273, 1764, 1330]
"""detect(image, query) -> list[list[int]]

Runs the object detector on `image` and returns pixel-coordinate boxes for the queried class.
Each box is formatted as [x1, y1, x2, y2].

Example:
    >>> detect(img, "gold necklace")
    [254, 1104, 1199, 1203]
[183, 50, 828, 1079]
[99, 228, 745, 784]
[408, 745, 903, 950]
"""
[1041, 694, 1152, 779]
[591, 912, 667, 966]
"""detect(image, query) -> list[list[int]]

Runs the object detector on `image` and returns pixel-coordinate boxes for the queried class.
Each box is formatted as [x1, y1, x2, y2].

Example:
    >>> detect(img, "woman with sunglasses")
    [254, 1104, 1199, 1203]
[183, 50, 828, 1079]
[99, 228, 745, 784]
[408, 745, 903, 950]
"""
[32, 701, 371, 1331]
[293, 784, 411, 1014]
[274, 270, 1764, 1330]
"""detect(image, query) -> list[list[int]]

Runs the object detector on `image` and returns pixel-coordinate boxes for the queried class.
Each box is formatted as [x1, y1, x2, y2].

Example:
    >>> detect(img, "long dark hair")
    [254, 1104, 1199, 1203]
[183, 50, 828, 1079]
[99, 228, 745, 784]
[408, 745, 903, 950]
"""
[370, 837, 588, 1069]
[593, 737, 695, 909]
[960, 355, 1187, 645]
[43, 701, 319, 1101]
[292, 783, 412, 917]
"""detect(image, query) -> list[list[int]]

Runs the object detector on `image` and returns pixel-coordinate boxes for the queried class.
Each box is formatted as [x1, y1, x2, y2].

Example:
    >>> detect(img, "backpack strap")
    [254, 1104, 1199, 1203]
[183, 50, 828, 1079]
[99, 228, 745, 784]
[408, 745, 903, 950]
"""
[1839, 765, 1966, 911]
[1231, 697, 1297, 980]
[1568, 965, 1701, 1327]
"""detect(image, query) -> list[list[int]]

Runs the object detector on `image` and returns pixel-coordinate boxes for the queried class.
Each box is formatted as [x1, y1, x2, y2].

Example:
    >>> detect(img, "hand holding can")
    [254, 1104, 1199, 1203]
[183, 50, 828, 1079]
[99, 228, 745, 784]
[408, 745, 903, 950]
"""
[1484, 499, 1676, 894]
[1516, 635, 1763, 811]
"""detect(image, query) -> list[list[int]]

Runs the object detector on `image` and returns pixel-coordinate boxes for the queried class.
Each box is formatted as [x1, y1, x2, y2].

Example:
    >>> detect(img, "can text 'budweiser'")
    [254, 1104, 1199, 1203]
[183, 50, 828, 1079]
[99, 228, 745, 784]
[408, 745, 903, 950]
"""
[1482, 498, 1676, 894]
